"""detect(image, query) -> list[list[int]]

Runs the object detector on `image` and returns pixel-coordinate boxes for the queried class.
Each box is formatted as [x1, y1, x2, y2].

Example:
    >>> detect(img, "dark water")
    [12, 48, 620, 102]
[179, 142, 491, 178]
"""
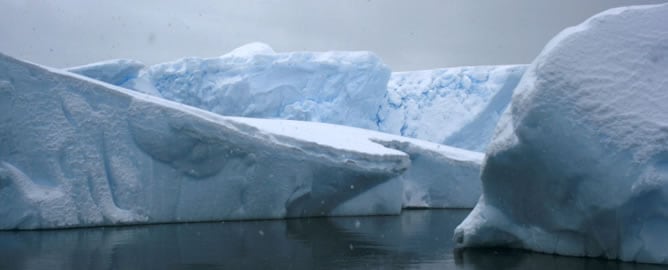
[0, 209, 666, 270]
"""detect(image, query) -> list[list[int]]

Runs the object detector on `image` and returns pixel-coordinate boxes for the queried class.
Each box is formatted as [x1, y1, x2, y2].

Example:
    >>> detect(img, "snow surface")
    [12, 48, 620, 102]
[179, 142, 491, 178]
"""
[455, 3, 668, 264]
[0, 53, 482, 229]
[68, 43, 526, 151]
[223, 42, 276, 58]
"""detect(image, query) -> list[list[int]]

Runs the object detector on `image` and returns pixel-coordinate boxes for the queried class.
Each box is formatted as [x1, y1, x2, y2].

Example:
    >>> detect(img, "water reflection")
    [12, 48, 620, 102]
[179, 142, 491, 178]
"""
[0, 210, 665, 270]
[456, 248, 668, 270]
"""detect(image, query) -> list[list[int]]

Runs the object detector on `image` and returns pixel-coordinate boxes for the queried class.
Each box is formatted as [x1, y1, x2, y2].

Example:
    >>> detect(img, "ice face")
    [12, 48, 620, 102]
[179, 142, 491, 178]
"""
[455, 3, 668, 264]
[379, 65, 526, 152]
[0, 53, 483, 229]
[68, 44, 525, 152]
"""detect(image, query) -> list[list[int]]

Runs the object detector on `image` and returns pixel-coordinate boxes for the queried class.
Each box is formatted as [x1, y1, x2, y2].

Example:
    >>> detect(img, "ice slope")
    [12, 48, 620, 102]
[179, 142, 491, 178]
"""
[0, 53, 482, 229]
[68, 44, 526, 152]
[379, 65, 526, 151]
[454, 4, 668, 264]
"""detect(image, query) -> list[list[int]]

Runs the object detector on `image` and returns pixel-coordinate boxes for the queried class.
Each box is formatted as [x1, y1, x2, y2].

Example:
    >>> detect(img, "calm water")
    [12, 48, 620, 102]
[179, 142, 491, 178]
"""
[0, 209, 666, 270]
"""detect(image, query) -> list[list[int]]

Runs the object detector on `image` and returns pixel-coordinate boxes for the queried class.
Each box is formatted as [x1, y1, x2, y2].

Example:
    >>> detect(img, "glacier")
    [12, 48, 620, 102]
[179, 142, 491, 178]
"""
[68, 44, 526, 152]
[0, 52, 482, 229]
[455, 3, 668, 264]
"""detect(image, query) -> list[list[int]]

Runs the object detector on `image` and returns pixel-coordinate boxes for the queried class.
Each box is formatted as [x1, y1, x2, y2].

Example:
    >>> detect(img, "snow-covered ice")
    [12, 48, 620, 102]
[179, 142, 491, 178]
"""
[0, 53, 482, 229]
[455, 4, 668, 264]
[232, 117, 484, 209]
[68, 44, 526, 151]
[380, 65, 526, 151]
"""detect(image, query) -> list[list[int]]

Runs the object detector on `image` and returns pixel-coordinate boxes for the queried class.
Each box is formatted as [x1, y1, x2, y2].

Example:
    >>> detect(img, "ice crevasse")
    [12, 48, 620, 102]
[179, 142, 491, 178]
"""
[455, 3, 668, 264]
[0, 52, 482, 229]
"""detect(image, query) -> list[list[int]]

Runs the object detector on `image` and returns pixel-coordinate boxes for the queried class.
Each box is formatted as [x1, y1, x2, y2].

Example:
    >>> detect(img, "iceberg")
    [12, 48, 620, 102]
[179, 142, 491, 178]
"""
[68, 44, 526, 151]
[455, 4, 668, 264]
[0, 53, 481, 229]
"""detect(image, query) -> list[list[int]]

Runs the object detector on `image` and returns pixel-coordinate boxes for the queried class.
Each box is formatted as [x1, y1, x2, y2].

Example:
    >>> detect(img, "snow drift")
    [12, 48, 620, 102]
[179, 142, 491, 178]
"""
[0, 53, 481, 229]
[455, 4, 668, 264]
[68, 44, 526, 151]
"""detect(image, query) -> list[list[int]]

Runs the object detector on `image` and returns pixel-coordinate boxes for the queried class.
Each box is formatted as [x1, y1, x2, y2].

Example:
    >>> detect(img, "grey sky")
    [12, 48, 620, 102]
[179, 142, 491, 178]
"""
[1, 0, 665, 71]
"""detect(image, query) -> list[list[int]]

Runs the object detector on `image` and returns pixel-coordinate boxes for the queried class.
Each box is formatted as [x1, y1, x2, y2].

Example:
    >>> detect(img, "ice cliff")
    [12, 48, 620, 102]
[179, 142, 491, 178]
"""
[0, 53, 481, 229]
[455, 4, 668, 264]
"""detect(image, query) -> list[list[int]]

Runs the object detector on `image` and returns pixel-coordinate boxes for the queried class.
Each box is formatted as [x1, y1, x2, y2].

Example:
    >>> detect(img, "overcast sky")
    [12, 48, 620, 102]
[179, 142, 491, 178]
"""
[1, 0, 665, 71]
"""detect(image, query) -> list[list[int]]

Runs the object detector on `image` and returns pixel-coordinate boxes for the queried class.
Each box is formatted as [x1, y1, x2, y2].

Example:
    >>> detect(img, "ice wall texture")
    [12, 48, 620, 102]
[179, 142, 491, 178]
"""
[133, 43, 389, 131]
[380, 65, 526, 152]
[68, 44, 525, 151]
[455, 4, 668, 264]
[0, 53, 482, 229]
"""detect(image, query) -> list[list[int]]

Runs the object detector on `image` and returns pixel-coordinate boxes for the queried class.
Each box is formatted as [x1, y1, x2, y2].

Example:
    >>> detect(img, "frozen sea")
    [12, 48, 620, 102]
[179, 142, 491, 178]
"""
[1, 209, 666, 270]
